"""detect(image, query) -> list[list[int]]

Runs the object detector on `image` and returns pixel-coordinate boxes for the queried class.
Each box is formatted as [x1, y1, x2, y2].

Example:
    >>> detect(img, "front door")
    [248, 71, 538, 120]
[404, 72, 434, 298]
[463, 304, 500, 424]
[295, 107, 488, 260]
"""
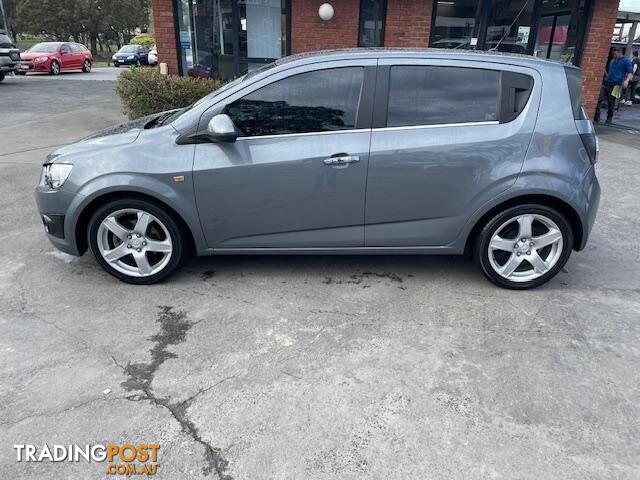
[193, 62, 375, 249]
[365, 59, 539, 247]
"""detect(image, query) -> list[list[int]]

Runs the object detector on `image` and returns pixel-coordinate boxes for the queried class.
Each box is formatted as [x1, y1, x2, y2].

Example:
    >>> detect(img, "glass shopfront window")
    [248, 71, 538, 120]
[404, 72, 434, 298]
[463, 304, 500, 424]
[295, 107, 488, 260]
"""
[177, 0, 289, 80]
[359, 0, 387, 47]
[431, 0, 590, 66]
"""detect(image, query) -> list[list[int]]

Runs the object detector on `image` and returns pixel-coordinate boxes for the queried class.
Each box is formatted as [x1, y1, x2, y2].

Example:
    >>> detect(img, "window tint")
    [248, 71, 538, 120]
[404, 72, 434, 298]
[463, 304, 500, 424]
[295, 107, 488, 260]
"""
[387, 66, 499, 127]
[60, 45, 71, 53]
[227, 67, 364, 137]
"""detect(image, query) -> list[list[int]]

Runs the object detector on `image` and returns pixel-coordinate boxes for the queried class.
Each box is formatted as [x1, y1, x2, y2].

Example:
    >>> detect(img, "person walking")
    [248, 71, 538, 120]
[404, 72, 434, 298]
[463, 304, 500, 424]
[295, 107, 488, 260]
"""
[627, 50, 639, 106]
[595, 47, 633, 124]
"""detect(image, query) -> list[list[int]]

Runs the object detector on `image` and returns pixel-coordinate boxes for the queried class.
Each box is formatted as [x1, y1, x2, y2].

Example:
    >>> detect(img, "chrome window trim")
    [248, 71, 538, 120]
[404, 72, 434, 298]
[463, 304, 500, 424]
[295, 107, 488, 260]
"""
[236, 128, 372, 141]
[373, 121, 499, 132]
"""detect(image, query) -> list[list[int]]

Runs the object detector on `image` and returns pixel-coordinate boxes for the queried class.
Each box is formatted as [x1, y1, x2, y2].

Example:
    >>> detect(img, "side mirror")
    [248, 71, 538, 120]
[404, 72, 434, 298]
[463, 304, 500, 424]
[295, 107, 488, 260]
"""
[206, 114, 238, 143]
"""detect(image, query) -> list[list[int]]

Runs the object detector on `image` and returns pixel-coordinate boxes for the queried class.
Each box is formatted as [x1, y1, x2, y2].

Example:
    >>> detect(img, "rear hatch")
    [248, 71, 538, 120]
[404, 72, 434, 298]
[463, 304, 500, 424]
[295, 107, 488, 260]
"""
[565, 65, 598, 164]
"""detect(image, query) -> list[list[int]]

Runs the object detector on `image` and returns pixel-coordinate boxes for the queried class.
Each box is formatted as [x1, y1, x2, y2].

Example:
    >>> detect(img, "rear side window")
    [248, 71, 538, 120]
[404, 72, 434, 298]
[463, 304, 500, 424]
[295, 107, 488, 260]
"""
[69, 44, 81, 52]
[386, 66, 500, 127]
[227, 67, 364, 137]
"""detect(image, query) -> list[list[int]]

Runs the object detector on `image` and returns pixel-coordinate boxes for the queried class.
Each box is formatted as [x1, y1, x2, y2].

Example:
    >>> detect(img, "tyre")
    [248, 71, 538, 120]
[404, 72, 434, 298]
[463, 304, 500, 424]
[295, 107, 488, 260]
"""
[475, 204, 574, 289]
[50, 60, 60, 75]
[16, 71, 26, 75]
[135, 59, 141, 67]
[0, 72, 4, 82]
[88, 199, 186, 284]
[82, 59, 92, 73]
[113, 62, 119, 67]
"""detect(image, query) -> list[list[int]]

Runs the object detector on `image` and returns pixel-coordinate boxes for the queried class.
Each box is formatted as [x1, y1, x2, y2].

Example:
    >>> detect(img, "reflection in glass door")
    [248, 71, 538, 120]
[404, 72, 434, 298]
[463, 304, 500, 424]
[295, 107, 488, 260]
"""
[485, 0, 534, 54]
[176, 0, 288, 80]
[535, 13, 573, 62]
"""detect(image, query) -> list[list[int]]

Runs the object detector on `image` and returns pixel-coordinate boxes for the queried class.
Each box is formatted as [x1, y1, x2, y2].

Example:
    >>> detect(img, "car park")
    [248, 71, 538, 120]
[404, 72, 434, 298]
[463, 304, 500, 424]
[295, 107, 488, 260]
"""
[18, 42, 93, 75]
[112, 44, 149, 67]
[35, 49, 600, 289]
[0, 30, 21, 81]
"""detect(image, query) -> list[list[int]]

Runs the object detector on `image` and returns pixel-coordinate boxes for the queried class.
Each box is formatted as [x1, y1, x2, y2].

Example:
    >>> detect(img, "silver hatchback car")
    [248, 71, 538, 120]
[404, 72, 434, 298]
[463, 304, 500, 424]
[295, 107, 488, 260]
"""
[35, 49, 600, 289]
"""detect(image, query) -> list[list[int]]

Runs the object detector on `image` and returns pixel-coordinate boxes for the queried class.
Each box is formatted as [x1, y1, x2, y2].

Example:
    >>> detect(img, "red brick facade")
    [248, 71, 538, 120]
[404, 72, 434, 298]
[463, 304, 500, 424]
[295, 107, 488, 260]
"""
[291, 0, 360, 53]
[151, 0, 179, 74]
[385, 0, 432, 47]
[581, 0, 619, 116]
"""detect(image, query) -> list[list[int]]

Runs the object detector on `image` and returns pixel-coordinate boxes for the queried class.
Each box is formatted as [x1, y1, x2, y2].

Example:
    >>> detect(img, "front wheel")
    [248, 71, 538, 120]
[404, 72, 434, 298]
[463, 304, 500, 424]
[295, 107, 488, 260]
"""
[82, 59, 92, 72]
[50, 60, 60, 75]
[88, 199, 186, 284]
[475, 205, 574, 289]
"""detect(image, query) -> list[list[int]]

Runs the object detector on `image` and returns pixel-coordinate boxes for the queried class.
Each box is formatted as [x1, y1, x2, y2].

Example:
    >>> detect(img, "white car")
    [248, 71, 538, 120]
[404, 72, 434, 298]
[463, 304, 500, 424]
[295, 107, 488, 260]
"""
[148, 46, 157, 66]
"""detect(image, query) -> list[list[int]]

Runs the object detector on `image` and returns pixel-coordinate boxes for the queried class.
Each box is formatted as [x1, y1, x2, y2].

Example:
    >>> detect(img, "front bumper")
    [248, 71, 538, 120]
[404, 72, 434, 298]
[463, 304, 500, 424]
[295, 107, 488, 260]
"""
[35, 185, 83, 256]
[113, 58, 137, 65]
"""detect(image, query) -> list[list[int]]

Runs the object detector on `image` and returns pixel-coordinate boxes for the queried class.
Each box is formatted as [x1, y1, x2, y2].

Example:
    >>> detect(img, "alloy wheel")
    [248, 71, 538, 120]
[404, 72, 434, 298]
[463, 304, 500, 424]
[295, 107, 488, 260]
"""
[51, 61, 60, 75]
[96, 208, 173, 277]
[84, 60, 91, 72]
[487, 213, 564, 283]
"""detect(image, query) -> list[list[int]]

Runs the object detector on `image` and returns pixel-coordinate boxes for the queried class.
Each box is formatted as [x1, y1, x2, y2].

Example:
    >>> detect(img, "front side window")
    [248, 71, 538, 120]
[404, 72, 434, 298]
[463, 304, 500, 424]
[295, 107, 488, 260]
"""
[386, 66, 500, 127]
[227, 67, 364, 137]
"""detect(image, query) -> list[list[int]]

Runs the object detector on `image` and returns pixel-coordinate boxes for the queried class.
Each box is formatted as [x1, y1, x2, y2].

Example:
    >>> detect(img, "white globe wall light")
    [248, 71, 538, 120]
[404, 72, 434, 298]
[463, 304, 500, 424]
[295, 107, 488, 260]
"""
[318, 3, 334, 21]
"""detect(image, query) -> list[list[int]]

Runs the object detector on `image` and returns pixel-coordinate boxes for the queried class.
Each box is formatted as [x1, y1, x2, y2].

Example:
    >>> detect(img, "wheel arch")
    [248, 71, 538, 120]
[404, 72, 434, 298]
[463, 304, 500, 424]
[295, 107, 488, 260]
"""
[75, 191, 198, 256]
[463, 194, 584, 257]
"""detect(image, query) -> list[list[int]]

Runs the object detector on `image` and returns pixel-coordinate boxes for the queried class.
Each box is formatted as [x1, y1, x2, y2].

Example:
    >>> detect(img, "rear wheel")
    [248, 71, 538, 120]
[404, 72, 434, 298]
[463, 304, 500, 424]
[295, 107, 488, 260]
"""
[475, 205, 573, 289]
[0, 72, 5, 82]
[88, 199, 186, 284]
[50, 60, 60, 75]
[82, 59, 92, 72]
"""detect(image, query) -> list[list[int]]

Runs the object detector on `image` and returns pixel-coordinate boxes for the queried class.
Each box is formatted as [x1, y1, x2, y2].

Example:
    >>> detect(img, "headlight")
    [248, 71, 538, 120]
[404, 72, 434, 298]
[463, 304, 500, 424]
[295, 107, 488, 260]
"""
[43, 164, 73, 189]
[34, 56, 48, 63]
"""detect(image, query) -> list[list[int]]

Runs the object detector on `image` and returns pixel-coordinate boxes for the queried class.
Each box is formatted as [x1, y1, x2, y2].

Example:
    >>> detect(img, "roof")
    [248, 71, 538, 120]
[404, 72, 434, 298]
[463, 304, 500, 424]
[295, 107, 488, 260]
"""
[274, 47, 569, 70]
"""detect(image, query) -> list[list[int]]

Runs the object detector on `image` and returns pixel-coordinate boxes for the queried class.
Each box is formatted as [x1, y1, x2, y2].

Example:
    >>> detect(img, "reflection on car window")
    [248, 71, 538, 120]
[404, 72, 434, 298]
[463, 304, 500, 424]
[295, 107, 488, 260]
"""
[227, 67, 364, 137]
[119, 45, 139, 53]
[387, 66, 499, 127]
[27, 43, 60, 53]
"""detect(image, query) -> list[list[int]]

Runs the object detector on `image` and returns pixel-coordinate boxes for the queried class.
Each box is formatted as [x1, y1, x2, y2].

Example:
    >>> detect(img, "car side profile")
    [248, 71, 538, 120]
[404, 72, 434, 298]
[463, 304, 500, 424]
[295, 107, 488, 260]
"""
[18, 42, 93, 75]
[35, 49, 600, 289]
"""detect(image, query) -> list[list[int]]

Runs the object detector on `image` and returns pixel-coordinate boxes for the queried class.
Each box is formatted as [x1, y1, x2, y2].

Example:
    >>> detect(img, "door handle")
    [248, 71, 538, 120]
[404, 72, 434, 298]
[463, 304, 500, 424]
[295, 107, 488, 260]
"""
[323, 155, 360, 165]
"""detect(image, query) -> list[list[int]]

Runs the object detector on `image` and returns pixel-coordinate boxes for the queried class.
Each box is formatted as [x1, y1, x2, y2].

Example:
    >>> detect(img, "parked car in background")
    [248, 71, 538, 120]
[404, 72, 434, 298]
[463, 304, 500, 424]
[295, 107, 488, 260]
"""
[148, 45, 158, 66]
[35, 49, 600, 289]
[0, 30, 21, 82]
[18, 42, 92, 75]
[112, 45, 149, 67]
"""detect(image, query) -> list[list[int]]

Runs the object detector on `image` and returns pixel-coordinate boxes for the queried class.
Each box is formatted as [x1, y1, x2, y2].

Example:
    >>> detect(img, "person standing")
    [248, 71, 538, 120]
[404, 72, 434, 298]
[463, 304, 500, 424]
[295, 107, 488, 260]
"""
[595, 47, 633, 124]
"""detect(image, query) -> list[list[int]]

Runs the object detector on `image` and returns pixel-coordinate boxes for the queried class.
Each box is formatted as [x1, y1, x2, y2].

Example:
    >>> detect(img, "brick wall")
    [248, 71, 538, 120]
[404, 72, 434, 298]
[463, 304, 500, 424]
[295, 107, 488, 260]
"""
[291, 0, 360, 53]
[151, 0, 180, 74]
[385, 0, 432, 47]
[580, 0, 619, 116]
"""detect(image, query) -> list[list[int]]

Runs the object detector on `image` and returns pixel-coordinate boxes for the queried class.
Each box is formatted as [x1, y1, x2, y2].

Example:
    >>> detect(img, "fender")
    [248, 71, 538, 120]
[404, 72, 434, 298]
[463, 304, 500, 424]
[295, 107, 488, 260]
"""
[65, 172, 208, 255]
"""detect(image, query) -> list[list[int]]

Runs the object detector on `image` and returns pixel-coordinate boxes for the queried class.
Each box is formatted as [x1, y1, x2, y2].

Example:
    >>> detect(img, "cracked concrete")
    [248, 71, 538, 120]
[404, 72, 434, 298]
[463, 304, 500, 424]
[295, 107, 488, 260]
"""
[1, 75, 640, 479]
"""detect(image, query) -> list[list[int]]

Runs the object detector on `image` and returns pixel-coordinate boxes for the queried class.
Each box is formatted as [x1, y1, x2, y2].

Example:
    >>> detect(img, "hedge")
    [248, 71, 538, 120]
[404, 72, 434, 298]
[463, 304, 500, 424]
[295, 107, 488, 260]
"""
[115, 67, 222, 119]
[130, 33, 156, 48]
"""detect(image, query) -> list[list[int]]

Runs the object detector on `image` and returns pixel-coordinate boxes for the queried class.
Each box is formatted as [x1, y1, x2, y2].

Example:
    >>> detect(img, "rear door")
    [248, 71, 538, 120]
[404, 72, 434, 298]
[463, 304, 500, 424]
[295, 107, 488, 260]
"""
[364, 58, 539, 247]
[193, 59, 376, 249]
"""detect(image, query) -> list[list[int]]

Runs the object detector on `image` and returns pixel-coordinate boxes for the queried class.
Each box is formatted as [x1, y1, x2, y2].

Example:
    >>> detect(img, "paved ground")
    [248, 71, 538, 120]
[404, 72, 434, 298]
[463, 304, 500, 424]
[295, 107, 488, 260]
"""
[1, 76, 639, 480]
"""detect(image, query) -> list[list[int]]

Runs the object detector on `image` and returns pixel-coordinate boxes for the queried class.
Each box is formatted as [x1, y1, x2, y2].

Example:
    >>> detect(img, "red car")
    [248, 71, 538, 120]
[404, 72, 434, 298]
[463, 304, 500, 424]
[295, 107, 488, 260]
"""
[18, 42, 93, 75]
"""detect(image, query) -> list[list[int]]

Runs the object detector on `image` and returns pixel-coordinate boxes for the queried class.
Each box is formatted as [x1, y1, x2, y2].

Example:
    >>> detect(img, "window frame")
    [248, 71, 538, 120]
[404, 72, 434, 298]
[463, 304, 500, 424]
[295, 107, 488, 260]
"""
[373, 58, 535, 129]
[358, 0, 388, 48]
[197, 59, 378, 140]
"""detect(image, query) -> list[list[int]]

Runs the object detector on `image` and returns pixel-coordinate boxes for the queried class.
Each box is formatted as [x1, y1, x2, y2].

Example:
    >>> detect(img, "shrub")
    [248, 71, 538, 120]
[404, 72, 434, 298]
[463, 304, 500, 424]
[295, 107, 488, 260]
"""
[115, 67, 222, 119]
[130, 33, 156, 48]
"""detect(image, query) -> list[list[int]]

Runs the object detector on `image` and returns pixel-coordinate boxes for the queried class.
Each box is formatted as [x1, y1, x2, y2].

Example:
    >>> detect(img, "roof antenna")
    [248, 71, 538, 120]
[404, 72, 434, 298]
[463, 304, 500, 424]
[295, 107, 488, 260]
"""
[489, 0, 531, 52]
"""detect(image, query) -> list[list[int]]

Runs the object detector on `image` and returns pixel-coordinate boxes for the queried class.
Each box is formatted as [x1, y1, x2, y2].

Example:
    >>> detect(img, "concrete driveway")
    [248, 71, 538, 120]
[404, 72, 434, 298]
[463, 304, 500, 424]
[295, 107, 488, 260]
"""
[0, 76, 639, 479]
